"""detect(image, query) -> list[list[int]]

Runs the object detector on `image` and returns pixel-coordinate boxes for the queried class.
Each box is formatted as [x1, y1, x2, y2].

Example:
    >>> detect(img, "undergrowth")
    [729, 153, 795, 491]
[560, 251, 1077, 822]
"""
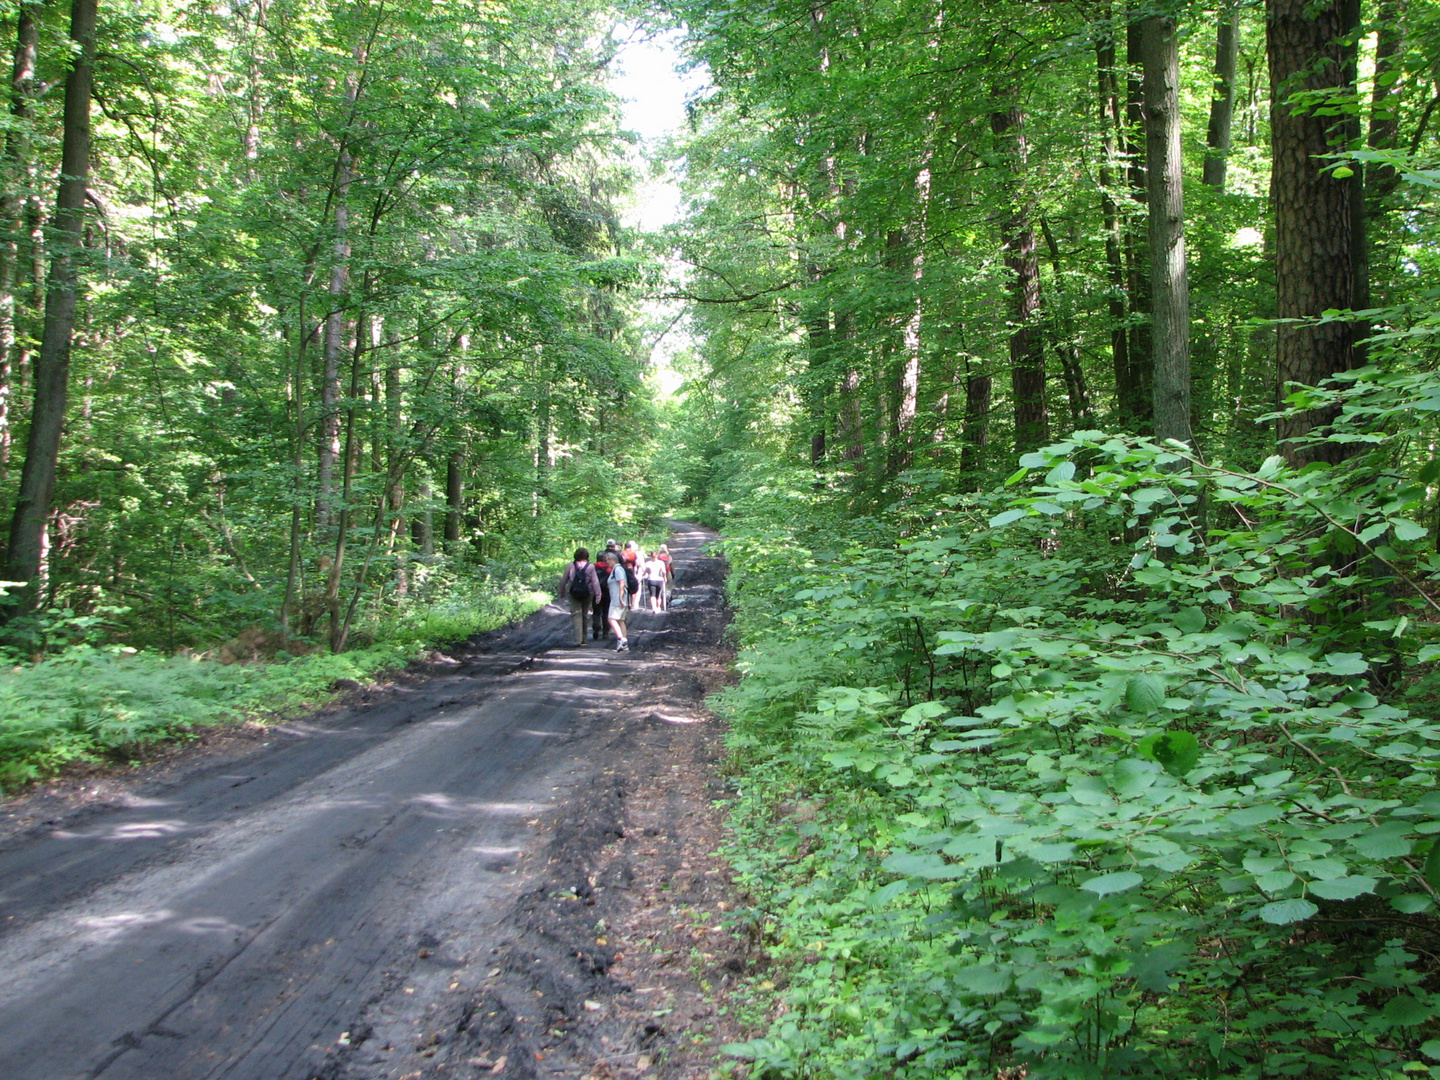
[0, 581, 546, 792]
[713, 429, 1440, 1079]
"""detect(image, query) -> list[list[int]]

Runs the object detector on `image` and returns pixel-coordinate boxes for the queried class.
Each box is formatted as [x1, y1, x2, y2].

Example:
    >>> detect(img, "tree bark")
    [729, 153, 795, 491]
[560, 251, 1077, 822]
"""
[1267, 0, 1365, 464]
[444, 450, 463, 549]
[1124, 15, 1153, 431]
[0, 3, 37, 482]
[990, 104, 1048, 456]
[1203, 5, 1241, 190]
[1096, 23, 1135, 427]
[1366, 0, 1405, 209]
[4, 0, 98, 604]
[1142, 14, 1192, 445]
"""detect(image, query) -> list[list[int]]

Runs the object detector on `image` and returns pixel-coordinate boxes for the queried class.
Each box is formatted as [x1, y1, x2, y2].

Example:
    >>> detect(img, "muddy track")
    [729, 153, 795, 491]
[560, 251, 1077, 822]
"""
[0, 523, 745, 1080]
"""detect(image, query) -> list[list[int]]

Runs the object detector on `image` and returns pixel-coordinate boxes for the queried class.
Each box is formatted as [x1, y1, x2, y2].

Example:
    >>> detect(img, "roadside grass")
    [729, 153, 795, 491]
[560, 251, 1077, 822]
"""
[0, 582, 547, 793]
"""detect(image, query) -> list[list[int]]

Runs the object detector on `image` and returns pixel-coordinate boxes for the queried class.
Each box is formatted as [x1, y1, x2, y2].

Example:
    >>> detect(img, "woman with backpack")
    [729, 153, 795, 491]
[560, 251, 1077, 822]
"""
[559, 548, 602, 646]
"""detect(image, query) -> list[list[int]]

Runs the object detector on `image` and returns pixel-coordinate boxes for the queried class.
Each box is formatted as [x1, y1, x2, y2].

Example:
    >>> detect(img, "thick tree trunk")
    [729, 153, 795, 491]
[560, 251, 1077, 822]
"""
[1142, 14, 1192, 445]
[0, 3, 37, 482]
[4, 0, 97, 604]
[1203, 5, 1241, 190]
[990, 104, 1048, 456]
[1268, 0, 1365, 464]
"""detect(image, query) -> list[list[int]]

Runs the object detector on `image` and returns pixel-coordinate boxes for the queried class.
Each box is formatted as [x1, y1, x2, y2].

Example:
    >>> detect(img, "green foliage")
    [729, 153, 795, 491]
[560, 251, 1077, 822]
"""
[713, 434, 1440, 1080]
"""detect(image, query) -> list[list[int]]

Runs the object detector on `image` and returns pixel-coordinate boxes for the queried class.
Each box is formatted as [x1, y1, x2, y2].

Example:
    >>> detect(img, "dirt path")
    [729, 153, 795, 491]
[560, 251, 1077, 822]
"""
[0, 523, 751, 1080]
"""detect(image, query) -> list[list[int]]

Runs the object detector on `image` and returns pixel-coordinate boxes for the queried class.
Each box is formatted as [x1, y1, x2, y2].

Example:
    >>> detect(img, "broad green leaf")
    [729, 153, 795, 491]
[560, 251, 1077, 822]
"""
[1323, 652, 1369, 675]
[1173, 607, 1205, 634]
[1307, 875, 1377, 900]
[1124, 674, 1166, 714]
[1259, 898, 1318, 924]
[1350, 821, 1413, 859]
[1424, 837, 1440, 891]
[1392, 518, 1429, 542]
[1381, 995, 1431, 1028]
[1080, 870, 1144, 896]
[989, 508, 1026, 528]
[1137, 729, 1200, 778]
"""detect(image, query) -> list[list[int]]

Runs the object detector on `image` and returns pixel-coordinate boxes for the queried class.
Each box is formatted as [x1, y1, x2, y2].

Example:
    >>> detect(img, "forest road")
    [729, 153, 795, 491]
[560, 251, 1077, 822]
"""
[0, 521, 739, 1080]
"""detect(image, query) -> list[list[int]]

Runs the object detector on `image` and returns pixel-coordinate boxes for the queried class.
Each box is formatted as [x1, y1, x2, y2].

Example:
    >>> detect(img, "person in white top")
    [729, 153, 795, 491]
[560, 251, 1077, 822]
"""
[643, 551, 667, 613]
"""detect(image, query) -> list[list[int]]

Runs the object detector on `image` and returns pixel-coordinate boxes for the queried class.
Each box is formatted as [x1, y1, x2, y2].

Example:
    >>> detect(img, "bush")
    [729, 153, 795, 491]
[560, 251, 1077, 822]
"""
[716, 434, 1440, 1080]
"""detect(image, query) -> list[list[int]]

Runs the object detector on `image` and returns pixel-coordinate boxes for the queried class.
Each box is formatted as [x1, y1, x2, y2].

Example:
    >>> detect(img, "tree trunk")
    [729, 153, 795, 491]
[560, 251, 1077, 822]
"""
[1142, 14, 1192, 445]
[959, 362, 991, 486]
[0, 3, 37, 482]
[4, 0, 97, 604]
[444, 450, 463, 549]
[1268, 0, 1365, 464]
[1366, 0, 1405, 209]
[1203, 4, 1241, 190]
[1096, 23, 1135, 427]
[990, 104, 1048, 456]
[316, 147, 351, 530]
[1124, 16, 1153, 431]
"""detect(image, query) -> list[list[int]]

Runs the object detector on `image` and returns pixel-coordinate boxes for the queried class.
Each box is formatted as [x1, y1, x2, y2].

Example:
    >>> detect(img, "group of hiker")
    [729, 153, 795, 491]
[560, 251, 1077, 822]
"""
[559, 539, 675, 652]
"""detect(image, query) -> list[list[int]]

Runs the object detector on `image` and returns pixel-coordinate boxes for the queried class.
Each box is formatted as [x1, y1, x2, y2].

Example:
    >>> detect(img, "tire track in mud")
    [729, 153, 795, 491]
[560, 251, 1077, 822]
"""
[0, 523, 750, 1080]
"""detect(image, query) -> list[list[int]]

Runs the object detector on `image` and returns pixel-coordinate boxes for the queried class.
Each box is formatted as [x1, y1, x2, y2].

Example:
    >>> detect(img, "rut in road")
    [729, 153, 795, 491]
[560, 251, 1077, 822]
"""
[0, 523, 742, 1080]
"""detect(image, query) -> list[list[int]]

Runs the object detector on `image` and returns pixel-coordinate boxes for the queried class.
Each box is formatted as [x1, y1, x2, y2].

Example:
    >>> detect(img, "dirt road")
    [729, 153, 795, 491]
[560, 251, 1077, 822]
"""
[0, 524, 745, 1080]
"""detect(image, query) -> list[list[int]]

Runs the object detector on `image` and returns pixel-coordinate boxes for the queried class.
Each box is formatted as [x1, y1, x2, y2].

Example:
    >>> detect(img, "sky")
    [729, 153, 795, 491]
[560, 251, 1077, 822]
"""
[609, 28, 707, 392]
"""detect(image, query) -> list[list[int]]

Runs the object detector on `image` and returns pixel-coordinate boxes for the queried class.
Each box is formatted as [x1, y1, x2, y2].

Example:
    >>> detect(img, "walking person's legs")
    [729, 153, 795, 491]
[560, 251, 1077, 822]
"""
[568, 596, 587, 645]
[608, 606, 628, 651]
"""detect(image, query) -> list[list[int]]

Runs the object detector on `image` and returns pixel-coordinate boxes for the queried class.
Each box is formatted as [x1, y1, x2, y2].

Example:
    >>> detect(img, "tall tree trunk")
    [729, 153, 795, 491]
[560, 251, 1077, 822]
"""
[316, 148, 352, 530]
[1040, 219, 1093, 430]
[4, 0, 97, 605]
[990, 103, 1048, 456]
[444, 450, 463, 550]
[1203, 4, 1241, 190]
[1097, 22, 1135, 427]
[0, 3, 37, 483]
[1268, 0, 1365, 464]
[1142, 13, 1192, 445]
[1366, 0, 1405, 209]
[959, 361, 992, 486]
[1125, 15, 1153, 431]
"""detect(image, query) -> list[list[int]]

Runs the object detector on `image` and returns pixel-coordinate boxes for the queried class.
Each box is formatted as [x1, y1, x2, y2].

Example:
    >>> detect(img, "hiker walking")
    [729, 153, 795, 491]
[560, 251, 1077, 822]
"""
[621, 541, 641, 611]
[654, 544, 674, 610]
[643, 550, 666, 613]
[603, 550, 630, 651]
[559, 548, 602, 646]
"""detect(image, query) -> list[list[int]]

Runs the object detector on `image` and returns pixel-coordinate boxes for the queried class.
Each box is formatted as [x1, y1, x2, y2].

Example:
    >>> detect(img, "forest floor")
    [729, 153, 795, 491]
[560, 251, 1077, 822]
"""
[0, 523, 758, 1080]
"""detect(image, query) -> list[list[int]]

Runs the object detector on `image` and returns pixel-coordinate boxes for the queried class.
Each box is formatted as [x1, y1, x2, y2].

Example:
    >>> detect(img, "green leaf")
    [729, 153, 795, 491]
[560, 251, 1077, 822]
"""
[1173, 607, 1205, 634]
[1259, 898, 1318, 924]
[1424, 837, 1440, 891]
[989, 508, 1026, 528]
[1392, 518, 1429, 542]
[1124, 674, 1166, 714]
[953, 963, 1013, 995]
[1307, 875, 1377, 900]
[1351, 821, 1413, 859]
[1382, 995, 1431, 1028]
[1324, 652, 1369, 675]
[1137, 729, 1200, 778]
[1080, 870, 1144, 896]
[1420, 1039, 1440, 1062]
